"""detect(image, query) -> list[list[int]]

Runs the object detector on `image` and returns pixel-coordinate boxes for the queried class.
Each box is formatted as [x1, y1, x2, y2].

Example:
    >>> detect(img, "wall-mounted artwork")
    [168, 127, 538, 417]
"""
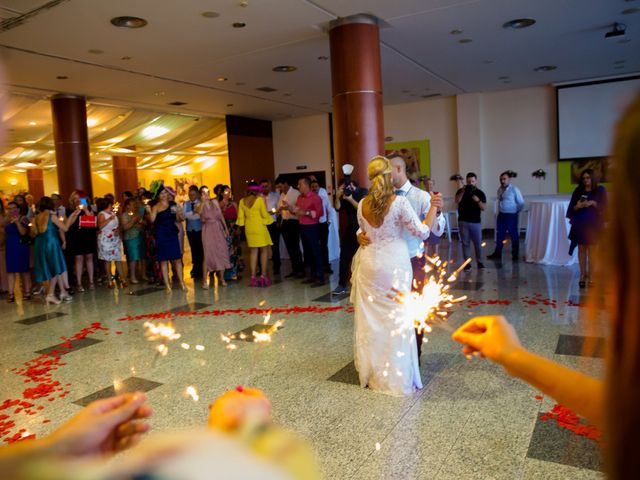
[383, 139, 430, 184]
[570, 156, 611, 184]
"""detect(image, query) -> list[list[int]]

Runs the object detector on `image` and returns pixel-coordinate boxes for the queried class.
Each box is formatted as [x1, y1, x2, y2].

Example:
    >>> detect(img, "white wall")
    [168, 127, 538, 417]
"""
[272, 114, 333, 192]
[272, 86, 558, 223]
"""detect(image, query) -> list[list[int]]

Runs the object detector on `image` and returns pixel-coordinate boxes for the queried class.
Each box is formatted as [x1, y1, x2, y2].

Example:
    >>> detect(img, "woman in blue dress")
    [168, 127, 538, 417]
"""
[566, 168, 607, 288]
[145, 185, 185, 291]
[4, 201, 32, 302]
[32, 196, 81, 304]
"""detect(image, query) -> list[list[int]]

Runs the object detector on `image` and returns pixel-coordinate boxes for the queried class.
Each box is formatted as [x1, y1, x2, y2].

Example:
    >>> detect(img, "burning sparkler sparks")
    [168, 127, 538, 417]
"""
[221, 306, 285, 350]
[391, 256, 468, 337]
[143, 318, 181, 364]
[185, 386, 199, 402]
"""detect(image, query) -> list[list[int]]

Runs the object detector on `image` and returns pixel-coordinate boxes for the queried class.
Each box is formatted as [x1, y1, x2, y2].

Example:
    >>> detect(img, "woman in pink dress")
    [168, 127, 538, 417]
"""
[197, 186, 231, 289]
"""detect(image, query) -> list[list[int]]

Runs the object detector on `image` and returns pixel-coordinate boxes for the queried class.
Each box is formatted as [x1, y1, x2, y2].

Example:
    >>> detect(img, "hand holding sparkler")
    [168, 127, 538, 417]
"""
[451, 315, 522, 363]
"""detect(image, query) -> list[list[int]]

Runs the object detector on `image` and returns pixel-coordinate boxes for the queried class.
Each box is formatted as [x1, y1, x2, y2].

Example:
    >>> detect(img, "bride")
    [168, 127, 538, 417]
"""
[351, 156, 442, 396]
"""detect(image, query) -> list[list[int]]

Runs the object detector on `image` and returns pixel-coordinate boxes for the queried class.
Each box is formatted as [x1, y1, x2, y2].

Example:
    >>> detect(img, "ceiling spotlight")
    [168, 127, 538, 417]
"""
[110, 16, 148, 28]
[154, 91, 165, 96]
[272, 65, 297, 73]
[217, 76, 228, 82]
[534, 65, 557, 72]
[605, 22, 626, 39]
[226, 104, 234, 107]
[459, 38, 473, 44]
[56, 75, 68, 80]
[29, 121, 36, 126]
[232, 22, 246, 28]
[317, 55, 329, 60]
[449, 29, 463, 35]
[121, 56, 132, 60]
[168, 101, 187, 106]
[503, 18, 536, 29]
[201, 11, 220, 18]
[88, 48, 104, 54]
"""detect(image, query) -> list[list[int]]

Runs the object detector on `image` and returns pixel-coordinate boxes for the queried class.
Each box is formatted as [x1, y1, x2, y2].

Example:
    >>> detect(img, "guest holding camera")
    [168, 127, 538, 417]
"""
[488, 171, 524, 262]
[66, 191, 96, 291]
[455, 172, 487, 270]
[97, 197, 125, 289]
[566, 168, 607, 288]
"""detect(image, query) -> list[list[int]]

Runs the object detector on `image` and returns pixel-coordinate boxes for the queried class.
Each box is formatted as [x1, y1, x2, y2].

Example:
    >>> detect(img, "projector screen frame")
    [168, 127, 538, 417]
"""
[555, 74, 640, 162]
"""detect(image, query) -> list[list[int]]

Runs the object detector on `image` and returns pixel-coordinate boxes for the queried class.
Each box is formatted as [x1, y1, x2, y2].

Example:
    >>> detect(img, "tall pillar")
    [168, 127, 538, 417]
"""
[329, 14, 384, 188]
[51, 94, 93, 200]
[112, 155, 139, 201]
[26, 168, 45, 199]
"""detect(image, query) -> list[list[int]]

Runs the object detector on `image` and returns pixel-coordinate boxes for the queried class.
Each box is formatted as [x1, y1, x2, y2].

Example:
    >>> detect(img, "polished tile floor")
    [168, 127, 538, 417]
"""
[0, 241, 606, 479]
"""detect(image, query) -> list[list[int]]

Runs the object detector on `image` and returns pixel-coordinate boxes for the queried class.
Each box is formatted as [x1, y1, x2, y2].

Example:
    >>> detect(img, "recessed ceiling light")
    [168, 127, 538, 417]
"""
[622, 7, 640, 14]
[482, 60, 494, 64]
[217, 77, 228, 82]
[101, 127, 107, 131]
[272, 65, 297, 73]
[88, 48, 104, 54]
[317, 55, 329, 60]
[422, 94, 441, 98]
[168, 101, 187, 106]
[503, 18, 536, 29]
[226, 104, 234, 107]
[87, 118, 98, 127]
[29, 121, 36, 126]
[154, 91, 165, 96]
[534, 65, 557, 72]
[450, 29, 463, 35]
[256, 86, 277, 92]
[498, 75, 510, 80]
[459, 38, 473, 44]
[232, 22, 246, 28]
[121, 56, 132, 60]
[56, 75, 68, 80]
[110, 16, 148, 28]
[201, 11, 220, 18]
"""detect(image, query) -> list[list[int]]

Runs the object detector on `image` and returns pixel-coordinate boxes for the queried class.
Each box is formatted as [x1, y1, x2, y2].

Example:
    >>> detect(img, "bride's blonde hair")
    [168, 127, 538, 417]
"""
[366, 155, 395, 225]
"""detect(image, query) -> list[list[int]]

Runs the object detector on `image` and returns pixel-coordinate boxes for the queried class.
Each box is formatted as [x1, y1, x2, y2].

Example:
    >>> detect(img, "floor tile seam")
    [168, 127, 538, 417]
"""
[348, 356, 458, 479]
[432, 376, 502, 479]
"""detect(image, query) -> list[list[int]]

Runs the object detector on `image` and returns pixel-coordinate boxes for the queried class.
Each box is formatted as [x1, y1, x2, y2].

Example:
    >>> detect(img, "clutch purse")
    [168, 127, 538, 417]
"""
[79, 215, 97, 228]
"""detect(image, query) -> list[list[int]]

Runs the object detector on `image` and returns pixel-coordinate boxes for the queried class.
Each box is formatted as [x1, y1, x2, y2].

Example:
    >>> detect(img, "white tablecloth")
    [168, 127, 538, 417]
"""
[525, 199, 577, 266]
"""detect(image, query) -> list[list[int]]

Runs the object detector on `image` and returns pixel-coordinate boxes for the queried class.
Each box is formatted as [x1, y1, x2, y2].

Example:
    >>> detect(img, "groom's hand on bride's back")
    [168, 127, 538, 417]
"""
[357, 232, 371, 247]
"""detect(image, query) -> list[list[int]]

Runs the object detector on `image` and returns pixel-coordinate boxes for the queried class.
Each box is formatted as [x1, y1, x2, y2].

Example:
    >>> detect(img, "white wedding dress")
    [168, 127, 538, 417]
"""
[351, 196, 431, 396]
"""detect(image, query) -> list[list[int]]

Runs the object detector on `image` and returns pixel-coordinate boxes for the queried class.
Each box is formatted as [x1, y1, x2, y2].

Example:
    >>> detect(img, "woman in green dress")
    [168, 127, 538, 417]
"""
[32, 196, 81, 305]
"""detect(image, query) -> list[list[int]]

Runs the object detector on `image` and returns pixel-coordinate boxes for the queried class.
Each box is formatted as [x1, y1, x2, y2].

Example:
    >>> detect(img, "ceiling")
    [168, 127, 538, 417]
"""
[0, 0, 638, 169]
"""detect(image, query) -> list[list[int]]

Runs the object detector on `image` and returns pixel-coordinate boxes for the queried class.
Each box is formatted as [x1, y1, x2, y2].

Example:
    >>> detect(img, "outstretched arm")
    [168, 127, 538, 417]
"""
[452, 316, 604, 426]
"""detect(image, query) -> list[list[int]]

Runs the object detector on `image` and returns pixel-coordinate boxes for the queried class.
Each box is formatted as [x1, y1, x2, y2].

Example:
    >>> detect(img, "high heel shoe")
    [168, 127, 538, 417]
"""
[45, 294, 61, 305]
[260, 275, 272, 287]
[201, 282, 210, 290]
[60, 292, 73, 302]
[250, 276, 259, 287]
[7, 294, 15, 303]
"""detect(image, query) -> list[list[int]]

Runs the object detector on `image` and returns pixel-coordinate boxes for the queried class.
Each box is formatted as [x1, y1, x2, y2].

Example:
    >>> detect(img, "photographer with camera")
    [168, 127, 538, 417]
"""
[455, 172, 487, 270]
[333, 164, 367, 295]
[488, 170, 524, 262]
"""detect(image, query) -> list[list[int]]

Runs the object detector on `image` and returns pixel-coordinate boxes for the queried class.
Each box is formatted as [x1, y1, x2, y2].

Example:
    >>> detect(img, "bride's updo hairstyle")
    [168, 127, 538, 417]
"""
[367, 155, 395, 225]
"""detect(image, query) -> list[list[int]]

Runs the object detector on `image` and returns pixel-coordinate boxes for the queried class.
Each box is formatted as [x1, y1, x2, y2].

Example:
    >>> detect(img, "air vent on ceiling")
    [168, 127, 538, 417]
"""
[168, 101, 188, 106]
[256, 86, 277, 93]
[421, 93, 441, 99]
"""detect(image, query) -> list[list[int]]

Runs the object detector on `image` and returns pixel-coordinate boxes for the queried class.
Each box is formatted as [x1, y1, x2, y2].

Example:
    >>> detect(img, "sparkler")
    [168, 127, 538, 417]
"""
[221, 306, 285, 350]
[143, 317, 181, 366]
[113, 202, 120, 214]
[392, 256, 469, 337]
[185, 386, 199, 402]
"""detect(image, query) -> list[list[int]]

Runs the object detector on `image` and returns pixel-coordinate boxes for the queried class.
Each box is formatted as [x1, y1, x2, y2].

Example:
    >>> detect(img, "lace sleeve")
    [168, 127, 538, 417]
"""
[397, 196, 430, 239]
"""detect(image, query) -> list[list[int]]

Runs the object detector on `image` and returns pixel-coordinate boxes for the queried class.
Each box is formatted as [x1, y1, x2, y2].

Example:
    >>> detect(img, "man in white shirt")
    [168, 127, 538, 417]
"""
[260, 178, 282, 275]
[274, 175, 304, 278]
[183, 185, 203, 279]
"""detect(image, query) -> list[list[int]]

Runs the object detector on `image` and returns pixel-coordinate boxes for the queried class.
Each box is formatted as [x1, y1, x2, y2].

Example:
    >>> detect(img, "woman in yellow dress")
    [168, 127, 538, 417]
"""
[237, 182, 274, 287]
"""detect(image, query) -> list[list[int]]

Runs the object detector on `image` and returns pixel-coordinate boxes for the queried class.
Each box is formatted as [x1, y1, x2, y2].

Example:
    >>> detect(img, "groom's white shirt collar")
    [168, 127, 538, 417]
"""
[398, 180, 412, 194]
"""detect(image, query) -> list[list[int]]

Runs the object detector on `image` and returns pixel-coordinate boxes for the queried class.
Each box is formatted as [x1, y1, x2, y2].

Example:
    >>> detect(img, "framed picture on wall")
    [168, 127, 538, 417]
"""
[384, 139, 431, 185]
[570, 156, 611, 184]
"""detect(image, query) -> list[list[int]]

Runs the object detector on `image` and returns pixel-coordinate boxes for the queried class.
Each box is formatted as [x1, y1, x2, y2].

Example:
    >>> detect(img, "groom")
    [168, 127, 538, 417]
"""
[359, 154, 445, 360]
